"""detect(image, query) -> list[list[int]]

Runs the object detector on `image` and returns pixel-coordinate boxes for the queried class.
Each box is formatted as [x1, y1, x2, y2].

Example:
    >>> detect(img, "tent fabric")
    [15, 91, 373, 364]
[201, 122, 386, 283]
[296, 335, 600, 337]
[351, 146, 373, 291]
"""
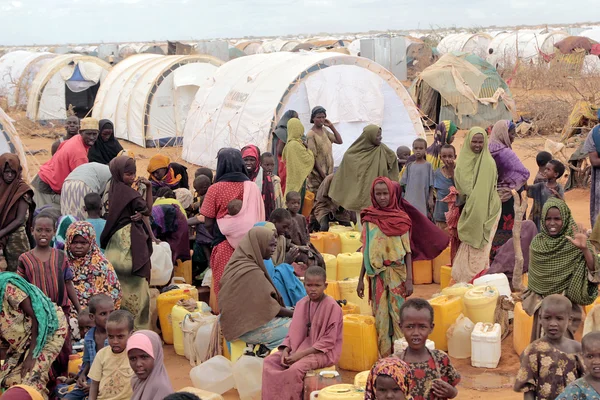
[487, 30, 569, 68]
[0, 106, 29, 180]
[0, 51, 54, 107]
[438, 33, 492, 58]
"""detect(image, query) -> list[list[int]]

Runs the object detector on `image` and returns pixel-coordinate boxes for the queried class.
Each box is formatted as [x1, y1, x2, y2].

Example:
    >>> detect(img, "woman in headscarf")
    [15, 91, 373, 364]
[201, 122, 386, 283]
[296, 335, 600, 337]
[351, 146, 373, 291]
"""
[242, 144, 276, 218]
[583, 110, 600, 226]
[200, 148, 264, 311]
[283, 118, 315, 199]
[219, 226, 292, 350]
[306, 106, 343, 193]
[272, 110, 299, 192]
[87, 119, 123, 164]
[524, 198, 600, 340]
[357, 177, 413, 357]
[102, 150, 146, 215]
[488, 120, 530, 261]
[101, 156, 154, 330]
[452, 128, 501, 283]
[0, 273, 68, 399]
[127, 330, 174, 400]
[407, 120, 458, 170]
[329, 125, 399, 212]
[60, 162, 111, 220]
[146, 154, 189, 196]
[0, 153, 34, 272]
[364, 357, 413, 400]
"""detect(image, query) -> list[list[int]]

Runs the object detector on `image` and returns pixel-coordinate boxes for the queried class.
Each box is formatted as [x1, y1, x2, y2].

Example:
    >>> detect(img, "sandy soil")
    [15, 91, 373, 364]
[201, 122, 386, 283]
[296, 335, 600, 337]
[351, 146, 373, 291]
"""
[11, 114, 591, 398]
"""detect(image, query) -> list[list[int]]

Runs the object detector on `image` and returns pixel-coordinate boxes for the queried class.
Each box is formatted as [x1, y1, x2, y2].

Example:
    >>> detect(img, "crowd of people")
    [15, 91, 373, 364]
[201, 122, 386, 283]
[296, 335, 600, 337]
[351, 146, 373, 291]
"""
[0, 104, 600, 400]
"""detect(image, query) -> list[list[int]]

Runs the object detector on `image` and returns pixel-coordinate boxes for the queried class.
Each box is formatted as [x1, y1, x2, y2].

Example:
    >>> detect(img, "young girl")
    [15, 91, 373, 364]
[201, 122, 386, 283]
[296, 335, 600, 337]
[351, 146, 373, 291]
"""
[433, 144, 456, 232]
[401, 138, 434, 218]
[557, 331, 600, 399]
[127, 330, 174, 400]
[515, 294, 584, 400]
[396, 298, 460, 399]
[364, 357, 413, 400]
[261, 152, 284, 208]
[527, 159, 566, 231]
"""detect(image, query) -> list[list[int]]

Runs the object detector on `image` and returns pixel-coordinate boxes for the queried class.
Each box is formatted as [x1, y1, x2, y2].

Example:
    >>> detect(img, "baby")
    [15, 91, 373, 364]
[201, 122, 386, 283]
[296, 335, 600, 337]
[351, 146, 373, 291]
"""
[227, 199, 242, 216]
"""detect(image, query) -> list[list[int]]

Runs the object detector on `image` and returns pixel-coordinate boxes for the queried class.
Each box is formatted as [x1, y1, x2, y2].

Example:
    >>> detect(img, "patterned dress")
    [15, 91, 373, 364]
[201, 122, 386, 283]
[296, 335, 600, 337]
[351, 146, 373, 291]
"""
[396, 349, 461, 400]
[557, 377, 600, 399]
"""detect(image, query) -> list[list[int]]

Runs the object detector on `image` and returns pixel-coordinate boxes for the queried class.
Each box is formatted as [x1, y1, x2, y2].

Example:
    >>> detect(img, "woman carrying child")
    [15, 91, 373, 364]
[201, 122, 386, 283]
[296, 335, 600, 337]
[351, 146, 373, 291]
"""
[127, 330, 174, 400]
[364, 357, 413, 400]
[242, 144, 277, 219]
[524, 198, 600, 341]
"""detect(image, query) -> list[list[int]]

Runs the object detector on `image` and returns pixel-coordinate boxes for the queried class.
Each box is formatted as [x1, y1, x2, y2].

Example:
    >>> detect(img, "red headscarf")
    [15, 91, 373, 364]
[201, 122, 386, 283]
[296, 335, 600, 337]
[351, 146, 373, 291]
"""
[360, 177, 411, 237]
[241, 144, 276, 218]
[241, 145, 261, 181]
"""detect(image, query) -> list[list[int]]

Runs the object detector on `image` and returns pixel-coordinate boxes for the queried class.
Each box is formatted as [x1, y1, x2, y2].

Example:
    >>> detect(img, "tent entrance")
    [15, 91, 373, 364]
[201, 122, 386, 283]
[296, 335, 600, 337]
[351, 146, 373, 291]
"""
[65, 81, 99, 119]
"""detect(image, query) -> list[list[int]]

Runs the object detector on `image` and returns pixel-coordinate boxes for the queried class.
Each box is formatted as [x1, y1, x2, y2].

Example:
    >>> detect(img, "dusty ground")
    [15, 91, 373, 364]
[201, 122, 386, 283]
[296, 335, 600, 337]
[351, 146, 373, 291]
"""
[11, 113, 591, 398]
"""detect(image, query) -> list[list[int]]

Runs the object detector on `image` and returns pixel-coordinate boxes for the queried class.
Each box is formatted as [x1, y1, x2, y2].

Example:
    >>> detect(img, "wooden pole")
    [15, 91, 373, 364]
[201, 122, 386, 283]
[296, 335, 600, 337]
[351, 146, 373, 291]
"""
[512, 189, 528, 294]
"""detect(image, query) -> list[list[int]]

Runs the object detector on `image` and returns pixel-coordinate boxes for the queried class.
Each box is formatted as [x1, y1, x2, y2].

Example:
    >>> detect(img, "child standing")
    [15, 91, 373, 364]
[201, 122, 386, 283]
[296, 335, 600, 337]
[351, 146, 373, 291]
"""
[262, 266, 343, 400]
[396, 145, 411, 181]
[395, 298, 460, 399]
[514, 294, 584, 400]
[84, 193, 106, 250]
[557, 331, 600, 399]
[88, 310, 135, 400]
[433, 144, 456, 231]
[364, 357, 413, 400]
[401, 138, 434, 218]
[188, 174, 212, 279]
[533, 151, 553, 184]
[262, 152, 285, 208]
[527, 159, 566, 231]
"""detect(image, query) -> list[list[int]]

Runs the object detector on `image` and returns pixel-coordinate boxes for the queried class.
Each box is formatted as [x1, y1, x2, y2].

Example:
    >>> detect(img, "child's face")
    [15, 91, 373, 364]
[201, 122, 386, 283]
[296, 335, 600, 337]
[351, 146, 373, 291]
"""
[583, 340, 600, 380]
[304, 274, 327, 301]
[440, 148, 456, 168]
[286, 197, 301, 214]
[128, 348, 155, 380]
[32, 217, 55, 248]
[91, 302, 115, 330]
[396, 149, 410, 167]
[274, 218, 292, 237]
[400, 307, 434, 350]
[2, 165, 16, 185]
[374, 375, 405, 400]
[78, 312, 94, 335]
[544, 164, 558, 181]
[107, 321, 132, 354]
[70, 234, 91, 258]
[544, 207, 563, 237]
[261, 157, 275, 175]
[540, 305, 570, 341]
[412, 141, 426, 160]
[194, 181, 210, 197]
[123, 171, 136, 186]
[374, 183, 390, 208]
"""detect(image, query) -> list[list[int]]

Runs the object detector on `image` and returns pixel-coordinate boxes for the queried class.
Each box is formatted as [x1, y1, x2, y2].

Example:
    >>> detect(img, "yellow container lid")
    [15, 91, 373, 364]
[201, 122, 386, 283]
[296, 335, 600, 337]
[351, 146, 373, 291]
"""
[463, 286, 499, 302]
[441, 283, 473, 297]
[318, 384, 364, 399]
[354, 371, 370, 389]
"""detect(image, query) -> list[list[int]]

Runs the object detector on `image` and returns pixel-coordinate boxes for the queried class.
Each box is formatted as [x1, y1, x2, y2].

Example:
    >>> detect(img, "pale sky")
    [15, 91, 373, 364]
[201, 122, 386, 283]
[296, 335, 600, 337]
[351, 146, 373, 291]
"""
[1, 0, 599, 46]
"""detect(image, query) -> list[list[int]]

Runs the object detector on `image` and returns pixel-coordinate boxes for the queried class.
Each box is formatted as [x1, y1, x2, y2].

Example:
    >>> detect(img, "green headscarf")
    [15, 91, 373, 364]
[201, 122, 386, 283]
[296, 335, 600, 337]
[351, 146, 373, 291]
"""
[0, 272, 60, 358]
[443, 120, 458, 143]
[455, 127, 501, 249]
[282, 118, 314, 195]
[529, 198, 598, 305]
[329, 124, 399, 211]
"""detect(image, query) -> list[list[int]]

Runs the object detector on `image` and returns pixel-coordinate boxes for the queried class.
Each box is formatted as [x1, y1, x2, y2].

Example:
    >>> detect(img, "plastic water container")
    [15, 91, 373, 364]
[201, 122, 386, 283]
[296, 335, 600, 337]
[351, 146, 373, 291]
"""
[182, 312, 212, 363]
[513, 302, 533, 356]
[233, 355, 263, 400]
[323, 232, 342, 256]
[157, 288, 197, 344]
[339, 315, 378, 372]
[310, 233, 327, 254]
[150, 241, 174, 286]
[463, 286, 499, 324]
[325, 281, 340, 300]
[190, 355, 235, 395]
[304, 370, 342, 400]
[447, 314, 475, 359]
[353, 371, 370, 390]
[440, 265, 452, 289]
[585, 296, 600, 315]
[170, 277, 200, 300]
[322, 253, 338, 281]
[172, 301, 211, 356]
[339, 232, 362, 253]
[178, 387, 224, 400]
[341, 302, 360, 316]
[193, 315, 218, 363]
[433, 247, 451, 284]
[313, 384, 364, 399]
[413, 259, 433, 284]
[473, 273, 511, 298]
[174, 259, 193, 284]
[441, 283, 473, 313]
[68, 353, 83, 376]
[338, 278, 372, 316]
[394, 338, 435, 354]
[429, 295, 463, 351]
[302, 190, 315, 217]
[328, 224, 353, 234]
[337, 253, 363, 280]
[471, 322, 502, 368]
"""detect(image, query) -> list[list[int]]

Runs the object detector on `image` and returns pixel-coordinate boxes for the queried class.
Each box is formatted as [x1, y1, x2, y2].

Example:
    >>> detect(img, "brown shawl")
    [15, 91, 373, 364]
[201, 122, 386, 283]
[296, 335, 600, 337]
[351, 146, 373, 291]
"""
[218, 226, 284, 341]
[0, 154, 34, 245]
[100, 156, 152, 280]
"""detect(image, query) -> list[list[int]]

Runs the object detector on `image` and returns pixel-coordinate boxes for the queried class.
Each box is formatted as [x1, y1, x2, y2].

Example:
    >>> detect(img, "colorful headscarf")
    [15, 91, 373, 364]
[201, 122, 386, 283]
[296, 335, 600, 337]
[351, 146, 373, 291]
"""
[529, 198, 598, 305]
[361, 177, 411, 237]
[54, 215, 78, 250]
[66, 221, 110, 272]
[282, 118, 315, 195]
[364, 357, 413, 400]
[128, 330, 174, 400]
[0, 153, 34, 247]
[242, 144, 276, 218]
[147, 154, 182, 189]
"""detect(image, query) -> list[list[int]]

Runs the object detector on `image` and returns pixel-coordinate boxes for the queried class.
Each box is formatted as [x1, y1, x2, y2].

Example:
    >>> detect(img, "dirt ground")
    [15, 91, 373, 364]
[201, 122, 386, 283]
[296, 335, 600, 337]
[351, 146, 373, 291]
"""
[12, 115, 591, 398]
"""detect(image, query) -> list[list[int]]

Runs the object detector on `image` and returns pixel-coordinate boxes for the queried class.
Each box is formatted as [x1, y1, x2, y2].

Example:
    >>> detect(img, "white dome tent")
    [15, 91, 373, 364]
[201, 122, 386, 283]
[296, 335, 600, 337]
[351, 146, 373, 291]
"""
[26, 55, 112, 122]
[487, 30, 568, 68]
[437, 33, 492, 58]
[93, 54, 223, 148]
[0, 106, 29, 180]
[581, 28, 600, 43]
[182, 52, 425, 169]
[0, 51, 56, 108]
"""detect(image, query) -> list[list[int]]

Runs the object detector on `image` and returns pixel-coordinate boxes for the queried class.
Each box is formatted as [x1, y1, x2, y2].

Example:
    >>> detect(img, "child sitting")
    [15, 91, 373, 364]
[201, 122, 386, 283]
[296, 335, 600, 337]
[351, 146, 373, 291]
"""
[227, 199, 243, 216]
[527, 159, 566, 231]
[396, 145, 411, 181]
[433, 144, 456, 232]
[395, 298, 460, 399]
[261, 152, 285, 208]
[557, 331, 600, 399]
[514, 294, 584, 400]
[126, 330, 174, 399]
[401, 138, 434, 218]
[88, 310, 135, 400]
[364, 357, 413, 400]
[262, 266, 343, 400]
[84, 193, 106, 250]
[533, 151, 553, 184]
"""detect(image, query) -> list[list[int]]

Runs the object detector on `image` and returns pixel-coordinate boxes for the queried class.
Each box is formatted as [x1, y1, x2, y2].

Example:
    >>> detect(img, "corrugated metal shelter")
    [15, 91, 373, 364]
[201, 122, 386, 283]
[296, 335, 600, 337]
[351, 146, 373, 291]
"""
[360, 37, 407, 81]
[196, 40, 229, 61]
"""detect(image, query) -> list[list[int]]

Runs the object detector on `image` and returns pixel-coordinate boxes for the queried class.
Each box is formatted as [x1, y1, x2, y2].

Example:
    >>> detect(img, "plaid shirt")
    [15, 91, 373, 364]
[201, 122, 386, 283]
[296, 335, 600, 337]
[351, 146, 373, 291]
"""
[82, 327, 109, 366]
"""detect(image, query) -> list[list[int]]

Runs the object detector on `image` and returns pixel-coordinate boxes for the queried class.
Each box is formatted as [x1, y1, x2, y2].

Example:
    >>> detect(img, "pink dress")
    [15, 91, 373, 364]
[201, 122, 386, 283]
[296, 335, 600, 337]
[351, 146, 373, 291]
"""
[262, 295, 343, 400]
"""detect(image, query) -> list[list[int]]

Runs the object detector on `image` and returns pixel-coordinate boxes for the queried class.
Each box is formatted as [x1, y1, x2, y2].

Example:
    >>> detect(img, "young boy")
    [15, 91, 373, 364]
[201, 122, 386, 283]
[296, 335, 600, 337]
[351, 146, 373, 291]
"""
[188, 174, 212, 280]
[84, 193, 106, 250]
[534, 151, 553, 184]
[515, 294, 584, 400]
[261, 152, 284, 208]
[396, 298, 460, 399]
[401, 138, 434, 218]
[261, 266, 343, 399]
[528, 159, 566, 231]
[556, 331, 600, 399]
[433, 145, 456, 232]
[88, 310, 135, 400]
[396, 145, 411, 181]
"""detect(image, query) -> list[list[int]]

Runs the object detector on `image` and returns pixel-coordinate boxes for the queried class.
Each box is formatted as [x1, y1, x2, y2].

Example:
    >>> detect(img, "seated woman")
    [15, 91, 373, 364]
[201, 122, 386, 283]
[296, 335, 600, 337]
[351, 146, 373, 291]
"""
[311, 173, 355, 232]
[0, 273, 68, 399]
[147, 154, 189, 196]
[218, 226, 293, 351]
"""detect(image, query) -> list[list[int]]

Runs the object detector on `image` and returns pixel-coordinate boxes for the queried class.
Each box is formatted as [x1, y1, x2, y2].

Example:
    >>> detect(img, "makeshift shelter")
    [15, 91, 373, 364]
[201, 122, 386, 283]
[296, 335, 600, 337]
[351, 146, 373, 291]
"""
[412, 52, 516, 129]
[235, 41, 264, 55]
[438, 33, 492, 58]
[26, 55, 112, 121]
[168, 41, 194, 55]
[487, 30, 568, 68]
[93, 54, 222, 148]
[182, 52, 425, 169]
[0, 106, 28, 179]
[0, 50, 56, 108]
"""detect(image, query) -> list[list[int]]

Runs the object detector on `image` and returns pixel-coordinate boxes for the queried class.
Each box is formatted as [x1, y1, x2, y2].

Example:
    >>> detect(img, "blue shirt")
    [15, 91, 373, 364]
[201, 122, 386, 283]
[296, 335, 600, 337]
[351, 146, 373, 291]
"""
[433, 169, 454, 223]
[86, 219, 106, 249]
[82, 327, 109, 367]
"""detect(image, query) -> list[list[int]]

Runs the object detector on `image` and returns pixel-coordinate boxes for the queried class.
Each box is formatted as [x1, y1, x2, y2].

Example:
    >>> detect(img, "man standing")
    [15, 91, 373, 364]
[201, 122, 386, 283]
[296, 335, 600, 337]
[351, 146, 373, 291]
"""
[51, 115, 80, 155]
